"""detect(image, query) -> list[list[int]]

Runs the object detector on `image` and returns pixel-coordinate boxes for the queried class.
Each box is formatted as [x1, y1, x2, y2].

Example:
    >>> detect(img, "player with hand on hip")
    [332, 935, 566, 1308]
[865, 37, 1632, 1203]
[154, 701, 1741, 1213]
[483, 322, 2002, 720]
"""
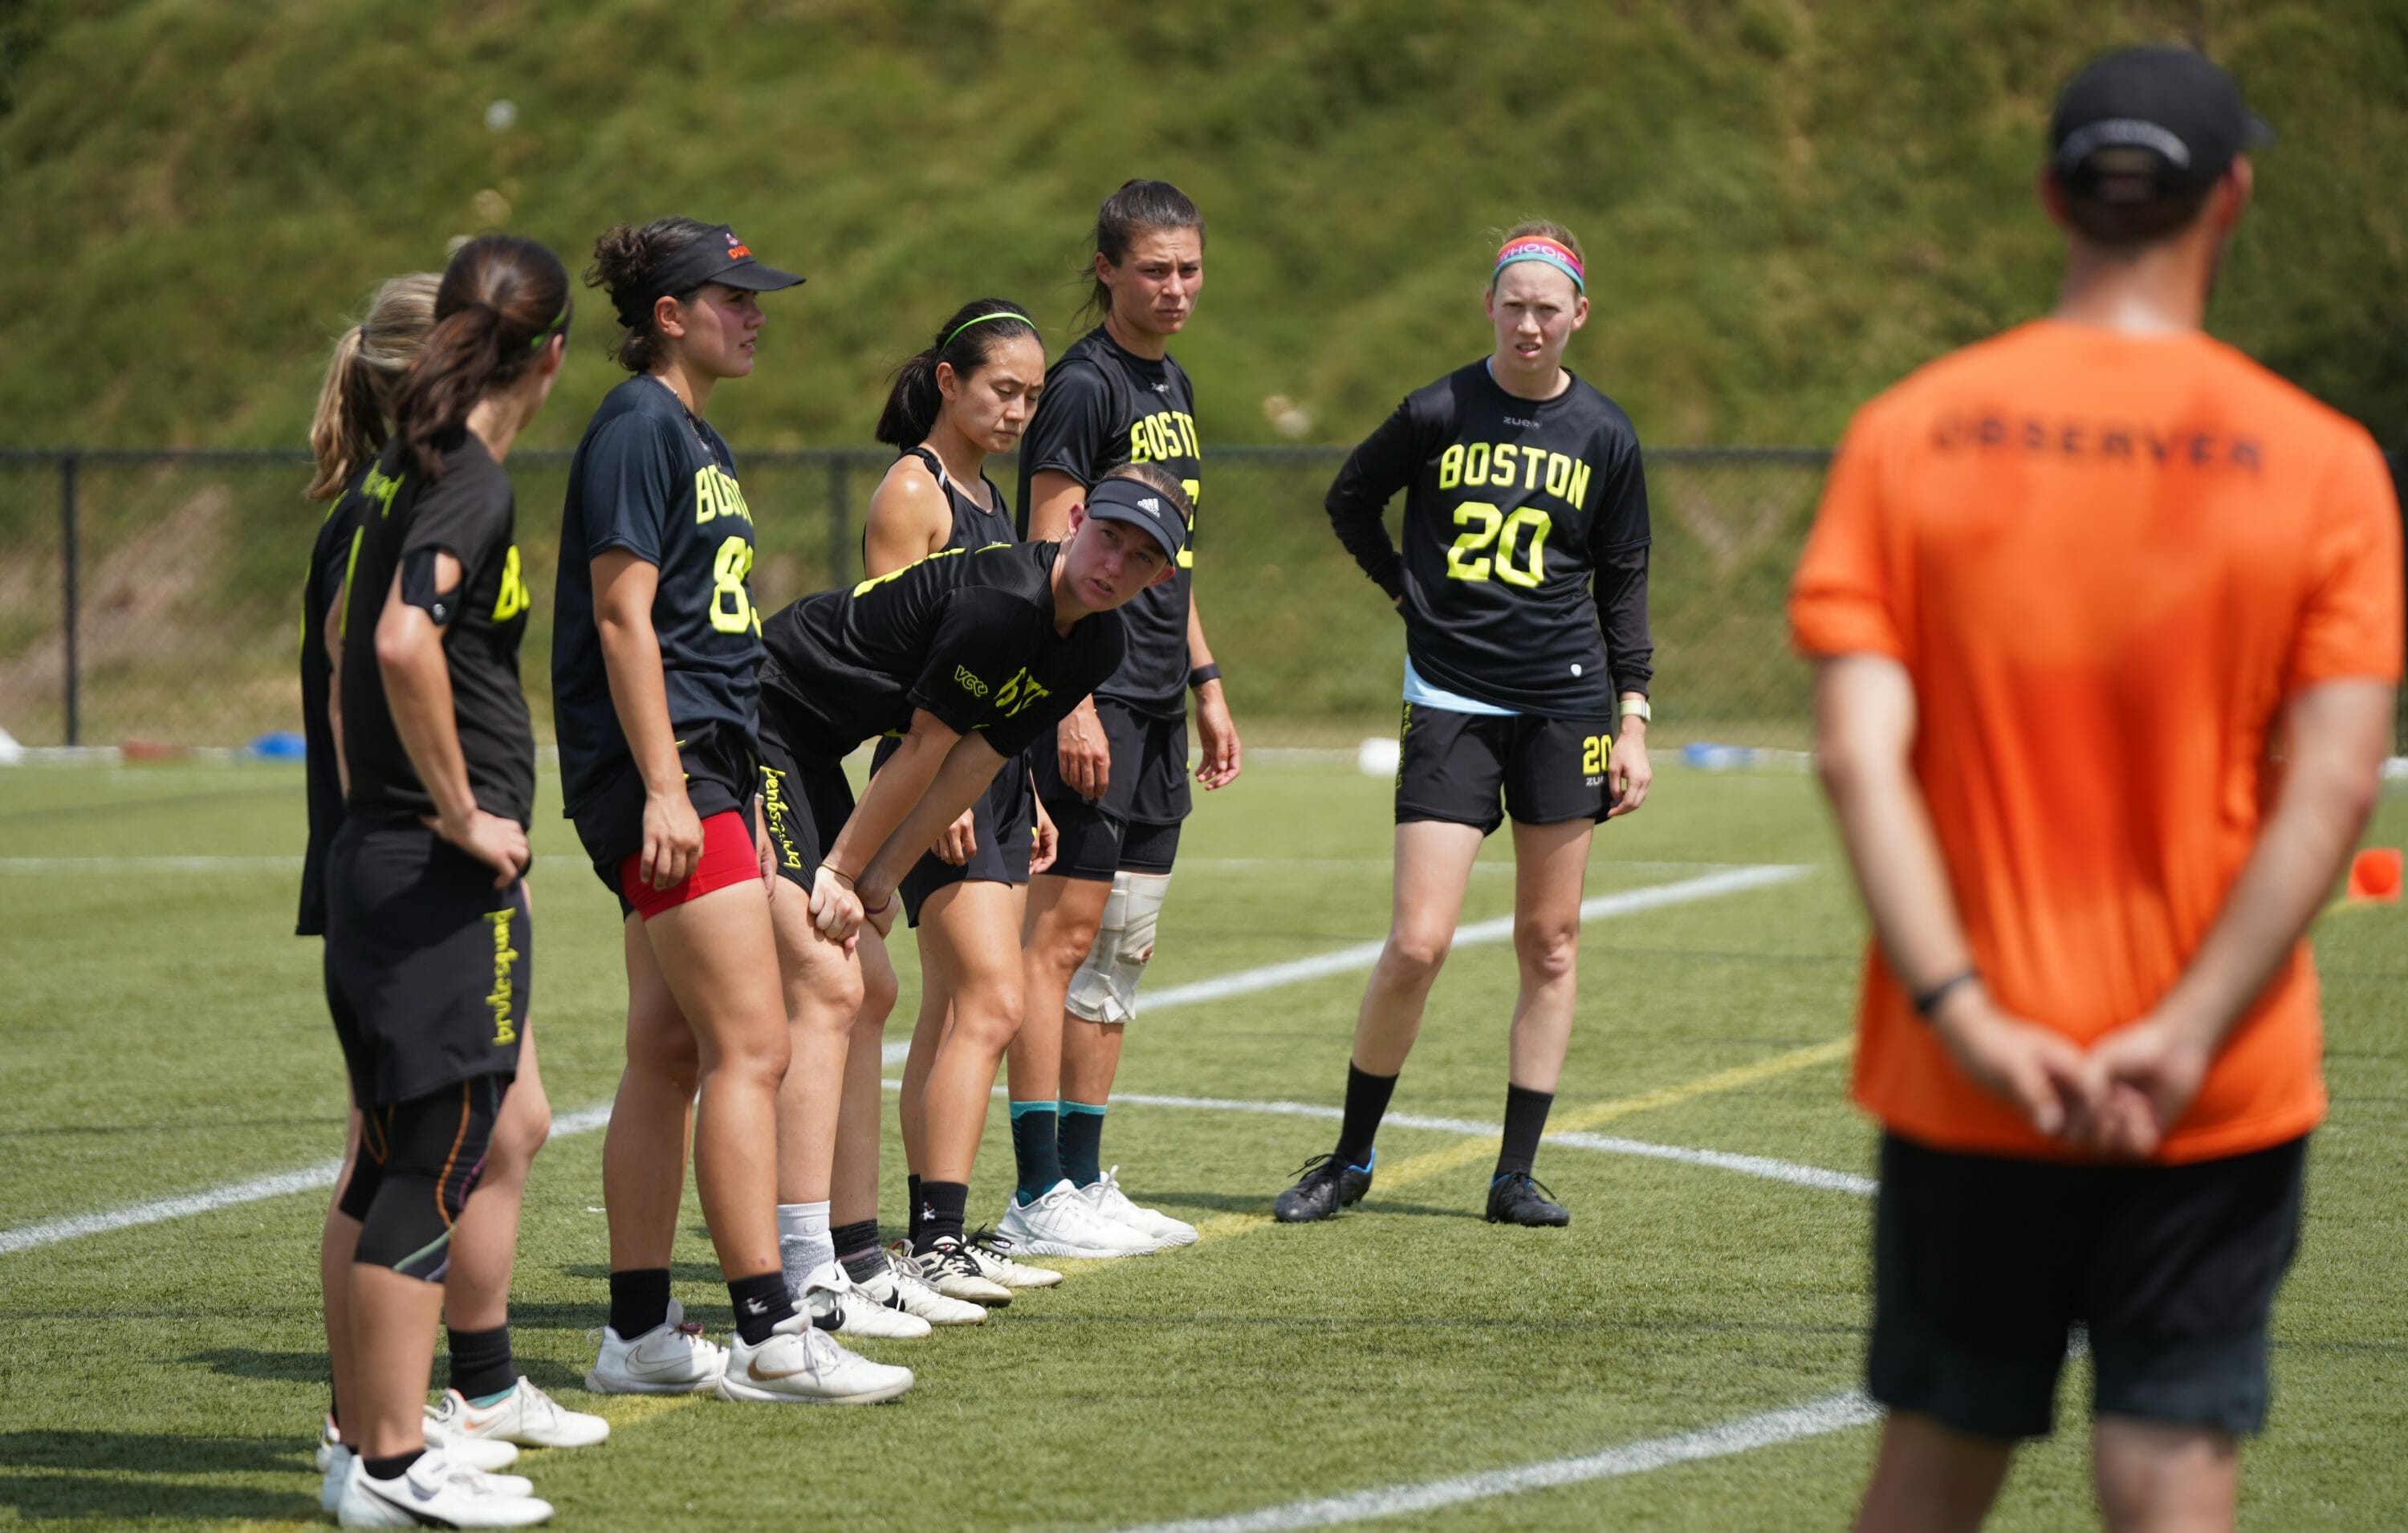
[1276, 219, 1655, 1229]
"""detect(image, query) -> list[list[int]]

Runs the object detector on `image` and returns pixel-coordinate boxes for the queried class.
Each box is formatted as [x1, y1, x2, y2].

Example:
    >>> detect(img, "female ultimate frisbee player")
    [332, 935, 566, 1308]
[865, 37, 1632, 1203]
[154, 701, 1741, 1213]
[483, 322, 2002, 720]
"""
[301, 274, 600, 1508]
[1008, 179, 1241, 1254]
[754, 463, 1189, 1291]
[553, 218, 906, 1404]
[1274, 220, 1655, 1228]
[323, 234, 568, 1526]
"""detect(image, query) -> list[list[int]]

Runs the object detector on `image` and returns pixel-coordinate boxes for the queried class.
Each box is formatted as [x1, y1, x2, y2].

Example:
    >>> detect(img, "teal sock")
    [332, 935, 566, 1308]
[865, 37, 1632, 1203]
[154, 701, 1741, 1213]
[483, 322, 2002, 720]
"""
[1008, 1100, 1062, 1205]
[1060, 1100, 1108, 1187]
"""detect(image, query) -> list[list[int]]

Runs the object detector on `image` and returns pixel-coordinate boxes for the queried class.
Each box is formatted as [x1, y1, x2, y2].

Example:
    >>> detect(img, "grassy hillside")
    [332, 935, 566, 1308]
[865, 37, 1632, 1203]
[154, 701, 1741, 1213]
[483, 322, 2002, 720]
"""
[1, 0, 2402, 454]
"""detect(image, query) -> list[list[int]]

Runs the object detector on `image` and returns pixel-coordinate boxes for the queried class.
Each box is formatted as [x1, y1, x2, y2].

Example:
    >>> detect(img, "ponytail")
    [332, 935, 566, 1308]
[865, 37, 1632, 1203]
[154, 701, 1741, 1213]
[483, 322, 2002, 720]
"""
[874, 299, 1040, 450]
[390, 237, 570, 480]
[305, 272, 439, 500]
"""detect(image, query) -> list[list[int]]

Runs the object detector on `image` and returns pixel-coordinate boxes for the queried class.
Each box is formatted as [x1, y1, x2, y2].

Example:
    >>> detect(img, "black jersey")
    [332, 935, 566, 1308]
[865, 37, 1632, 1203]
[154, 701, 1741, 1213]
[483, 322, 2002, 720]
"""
[553, 376, 763, 814]
[338, 434, 537, 826]
[890, 445, 1015, 557]
[1015, 326, 1198, 718]
[295, 464, 383, 935]
[1324, 361, 1654, 718]
[759, 540, 1125, 765]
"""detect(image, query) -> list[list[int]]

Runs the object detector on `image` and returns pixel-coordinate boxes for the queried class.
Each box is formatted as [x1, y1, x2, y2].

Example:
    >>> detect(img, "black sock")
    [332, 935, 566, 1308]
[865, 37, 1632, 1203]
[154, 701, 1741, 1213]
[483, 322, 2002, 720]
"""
[906, 1173, 923, 1249]
[1336, 1063, 1398, 1165]
[728, 1269, 795, 1345]
[1495, 1082, 1556, 1180]
[832, 1218, 884, 1284]
[364, 1449, 425, 1482]
[1010, 1102, 1064, 1202]
[445, 1322, 515, 1404]
[608, 1267, 672, 1340]
[1059, 1101, 1107, 1187]
[919, 1180, 969, 1247]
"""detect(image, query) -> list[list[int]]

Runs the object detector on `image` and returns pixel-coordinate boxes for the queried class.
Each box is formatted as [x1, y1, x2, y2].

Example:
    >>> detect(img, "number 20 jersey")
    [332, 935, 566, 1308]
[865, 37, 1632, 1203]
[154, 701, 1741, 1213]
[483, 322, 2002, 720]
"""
[1325, 362, 1653, 718]
[553, 376, 763, 815]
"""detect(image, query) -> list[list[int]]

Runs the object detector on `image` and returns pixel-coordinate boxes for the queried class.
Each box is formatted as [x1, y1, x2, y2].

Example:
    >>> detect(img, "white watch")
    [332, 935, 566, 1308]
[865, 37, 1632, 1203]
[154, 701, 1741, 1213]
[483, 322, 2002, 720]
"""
[1617, 697, 1651, 722]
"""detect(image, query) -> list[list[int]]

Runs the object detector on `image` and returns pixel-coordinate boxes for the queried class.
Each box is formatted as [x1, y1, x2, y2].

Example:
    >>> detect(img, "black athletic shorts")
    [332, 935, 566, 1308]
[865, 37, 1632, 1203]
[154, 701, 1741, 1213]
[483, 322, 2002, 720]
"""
[1030, 699, 1189, 881]
[324, 817, 528, 1106]
[870, 737, 1036, 925]
[1869, 1130, 2308, 1442]
[569, 721, 758, 912]
[1393, 702, 1617, 836]
[756, 716, 856, 896]
[323, 940, 378, 1113]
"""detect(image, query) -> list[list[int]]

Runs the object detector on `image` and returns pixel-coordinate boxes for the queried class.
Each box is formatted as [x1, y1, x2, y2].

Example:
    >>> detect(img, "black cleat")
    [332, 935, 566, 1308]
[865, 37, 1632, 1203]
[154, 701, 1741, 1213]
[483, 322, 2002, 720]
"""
[1485, 1170, 1569, 1227]
[1272, 1150, 1376, 1222]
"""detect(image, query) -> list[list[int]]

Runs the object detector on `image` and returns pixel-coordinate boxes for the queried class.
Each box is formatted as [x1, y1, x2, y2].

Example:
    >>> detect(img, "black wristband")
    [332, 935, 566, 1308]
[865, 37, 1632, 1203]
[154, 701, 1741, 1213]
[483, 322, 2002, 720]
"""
[1188, 663, 1222, 691]
[1912, 970, 1979, 1019]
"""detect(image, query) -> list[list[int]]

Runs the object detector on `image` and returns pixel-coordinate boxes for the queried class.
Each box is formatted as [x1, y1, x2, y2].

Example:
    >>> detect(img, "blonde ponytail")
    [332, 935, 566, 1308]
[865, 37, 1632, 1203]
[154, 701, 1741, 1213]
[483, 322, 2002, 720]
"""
[306, 273, 440, 500]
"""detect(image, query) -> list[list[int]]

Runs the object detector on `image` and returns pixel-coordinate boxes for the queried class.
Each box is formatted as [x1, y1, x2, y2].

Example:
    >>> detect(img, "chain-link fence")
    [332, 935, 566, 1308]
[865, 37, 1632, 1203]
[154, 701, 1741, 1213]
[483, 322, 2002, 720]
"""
[0, 444, 1833, 750]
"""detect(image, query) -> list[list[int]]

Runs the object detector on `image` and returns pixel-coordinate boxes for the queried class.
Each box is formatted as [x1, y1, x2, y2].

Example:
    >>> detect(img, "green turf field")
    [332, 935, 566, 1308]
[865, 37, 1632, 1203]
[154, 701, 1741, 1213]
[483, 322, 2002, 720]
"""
[2, 755, 2404, 1529]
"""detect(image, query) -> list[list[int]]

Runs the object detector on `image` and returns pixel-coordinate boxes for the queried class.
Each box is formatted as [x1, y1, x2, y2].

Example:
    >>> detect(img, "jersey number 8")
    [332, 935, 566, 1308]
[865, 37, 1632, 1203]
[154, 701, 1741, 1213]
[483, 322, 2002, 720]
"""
[710, 535, 759, 635]
[1445, 501, 1551, 587]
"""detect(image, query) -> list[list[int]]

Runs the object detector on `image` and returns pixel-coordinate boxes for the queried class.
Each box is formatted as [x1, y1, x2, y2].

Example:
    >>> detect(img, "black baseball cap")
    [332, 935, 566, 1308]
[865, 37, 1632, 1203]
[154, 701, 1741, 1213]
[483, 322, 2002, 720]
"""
[612, 224, 803, 328]
[2051, 46, 2272, 203]
[1083, 475, 1188, 563]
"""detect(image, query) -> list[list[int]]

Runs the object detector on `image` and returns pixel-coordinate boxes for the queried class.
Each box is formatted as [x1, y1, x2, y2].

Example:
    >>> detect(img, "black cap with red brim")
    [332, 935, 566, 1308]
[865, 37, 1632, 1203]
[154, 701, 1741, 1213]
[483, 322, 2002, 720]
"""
[1083, 477, 1188, 564]
[612, 225, 803, 328]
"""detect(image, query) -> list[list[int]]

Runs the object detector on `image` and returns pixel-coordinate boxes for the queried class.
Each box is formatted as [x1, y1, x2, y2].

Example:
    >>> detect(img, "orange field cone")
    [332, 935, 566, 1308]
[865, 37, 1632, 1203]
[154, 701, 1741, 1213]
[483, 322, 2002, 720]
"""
[2345, 848, 2402, 904]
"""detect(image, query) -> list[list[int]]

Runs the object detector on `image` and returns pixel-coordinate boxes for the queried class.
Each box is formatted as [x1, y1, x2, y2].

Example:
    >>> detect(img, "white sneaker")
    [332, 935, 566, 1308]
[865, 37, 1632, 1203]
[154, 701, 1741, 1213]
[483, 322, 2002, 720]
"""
[315, 1416, 344, 1473]
[430, 1378, 611, 1448]
[315, 1415, 524, 1494]
[335, 1446, 551, 1527]
[420, 1417, 522, 1472]
[996, 1179, 1159, 1258]
[965, 1228, 1065, 1289]
[1084, 1165, 1199, 1247]
[797, 1259, 931, 1340]
[860, 1245, 986, 1325]
[714, 1312, 914, 1405]
[319, 1443, 352, 1514]
[584, 1299, 728, 1395]
[913, 1235, 1015, 1306]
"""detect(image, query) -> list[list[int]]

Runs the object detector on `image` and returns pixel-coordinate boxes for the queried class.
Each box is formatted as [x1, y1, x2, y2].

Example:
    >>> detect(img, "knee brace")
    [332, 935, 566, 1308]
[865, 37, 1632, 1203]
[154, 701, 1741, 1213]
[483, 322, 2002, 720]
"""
[1065, 872, 1169, 1025]
[354, 1074, 510, 1282]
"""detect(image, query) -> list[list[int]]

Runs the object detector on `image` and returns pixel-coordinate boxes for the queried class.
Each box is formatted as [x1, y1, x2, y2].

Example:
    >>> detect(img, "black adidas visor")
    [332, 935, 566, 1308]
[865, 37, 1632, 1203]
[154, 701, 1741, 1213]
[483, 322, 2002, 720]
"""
[613, 224, 803, 328]
[1083, 477, 1187, 563]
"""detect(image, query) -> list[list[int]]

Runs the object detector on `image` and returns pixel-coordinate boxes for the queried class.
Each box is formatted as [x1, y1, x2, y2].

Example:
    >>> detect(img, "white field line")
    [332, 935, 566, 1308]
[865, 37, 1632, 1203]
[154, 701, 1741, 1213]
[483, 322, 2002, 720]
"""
[1140, 864, 1808, 1013]
[1116, 1391, 1881, 1533]
[0, 865, 1807, 1254]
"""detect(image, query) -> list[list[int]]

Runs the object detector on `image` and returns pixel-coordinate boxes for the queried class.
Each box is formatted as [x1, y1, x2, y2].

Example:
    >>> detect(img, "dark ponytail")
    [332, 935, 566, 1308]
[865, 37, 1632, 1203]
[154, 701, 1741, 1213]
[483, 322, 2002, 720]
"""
[874, 299, 1041, 450]
[390, 236, 570, 480]
[585, 217, 717, 374]
[1077, 178, 1206, 327]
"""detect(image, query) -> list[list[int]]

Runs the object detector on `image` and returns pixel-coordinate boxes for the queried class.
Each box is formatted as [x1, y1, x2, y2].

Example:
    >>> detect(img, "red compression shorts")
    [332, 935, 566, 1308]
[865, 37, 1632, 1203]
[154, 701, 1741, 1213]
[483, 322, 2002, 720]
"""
[620, 810, 759, 921]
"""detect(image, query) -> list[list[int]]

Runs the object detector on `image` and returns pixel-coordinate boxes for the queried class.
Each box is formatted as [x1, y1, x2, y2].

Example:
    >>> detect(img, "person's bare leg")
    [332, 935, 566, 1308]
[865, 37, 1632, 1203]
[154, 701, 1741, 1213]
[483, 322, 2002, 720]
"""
[827, 929, 899, 1229]
[1349, 821, 1486, 1074]
[320, 1109, 364, 1438]
[442, 1023, 550, 1332]
[642, 880, 790, 1282]
[1009, 879, 1075, 1110]
[1059, 1016, 1123, 1113]
[918, 881, 1035, 1183]
[603, 917, 699, 1273]
[1854, 1410, 2016, 1533]
[771, 893, 864, 1212]
[347, 1265, 448, 1458]
[2093, 1416, 2239, 1533]
[1503, 818, 1594, 1094]
[897, 936, 954, 1182]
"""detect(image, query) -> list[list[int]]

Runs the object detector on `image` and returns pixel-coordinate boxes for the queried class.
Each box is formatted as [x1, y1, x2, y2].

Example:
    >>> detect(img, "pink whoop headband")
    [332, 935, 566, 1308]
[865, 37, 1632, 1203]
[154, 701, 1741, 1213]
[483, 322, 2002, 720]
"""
[1493, 236, 1584, 292]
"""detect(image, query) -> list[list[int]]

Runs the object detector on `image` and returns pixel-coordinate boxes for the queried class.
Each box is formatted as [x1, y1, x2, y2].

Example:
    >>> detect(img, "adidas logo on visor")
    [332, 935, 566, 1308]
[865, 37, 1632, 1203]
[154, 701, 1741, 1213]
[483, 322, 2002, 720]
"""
[1138, 498, 1161, 515]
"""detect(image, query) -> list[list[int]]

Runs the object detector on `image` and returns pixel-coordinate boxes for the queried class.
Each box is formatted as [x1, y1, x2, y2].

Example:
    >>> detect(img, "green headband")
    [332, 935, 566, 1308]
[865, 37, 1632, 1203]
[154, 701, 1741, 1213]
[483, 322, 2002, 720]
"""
[942, 310, 1032, 350]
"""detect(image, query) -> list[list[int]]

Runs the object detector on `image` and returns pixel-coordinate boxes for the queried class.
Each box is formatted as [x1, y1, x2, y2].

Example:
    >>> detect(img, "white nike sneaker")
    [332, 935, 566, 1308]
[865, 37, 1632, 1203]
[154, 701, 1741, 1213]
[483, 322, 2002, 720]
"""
[965, 1228, 1064, 1289]
[319, 1443, 352, 1515]
[996, 1179, 1159, 1258]
[913, 1235, 1015, 1306]
[1084, 1165, 1199, 1247]
[714, 1312, 914, 1405]
[860, 1245, 987, 1325]
[429, 1378, 611, 1449]
[334, 1447, 551, 1528]
[584, 1299, 728, 1395]
[797, 1259, 931, 1340]
[315, 1415, 523, 1491]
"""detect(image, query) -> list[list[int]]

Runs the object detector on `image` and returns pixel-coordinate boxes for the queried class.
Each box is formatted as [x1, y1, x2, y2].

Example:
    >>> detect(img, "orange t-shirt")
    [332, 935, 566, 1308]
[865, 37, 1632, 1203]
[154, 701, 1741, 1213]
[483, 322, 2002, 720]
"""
[1790, 319, 2403, 1164]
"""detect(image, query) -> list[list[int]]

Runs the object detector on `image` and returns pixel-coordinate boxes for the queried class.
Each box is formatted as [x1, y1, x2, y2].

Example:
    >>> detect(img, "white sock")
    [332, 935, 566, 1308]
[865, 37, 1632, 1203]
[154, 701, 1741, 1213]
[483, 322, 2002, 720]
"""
[777, 1201, 833, 1295]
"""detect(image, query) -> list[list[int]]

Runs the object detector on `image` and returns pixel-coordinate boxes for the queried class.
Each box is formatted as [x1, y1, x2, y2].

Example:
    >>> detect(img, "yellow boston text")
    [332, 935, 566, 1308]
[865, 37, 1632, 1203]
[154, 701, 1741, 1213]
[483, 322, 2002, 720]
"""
[693, 465, 754, 526]
[1437, 441, 1592, 509]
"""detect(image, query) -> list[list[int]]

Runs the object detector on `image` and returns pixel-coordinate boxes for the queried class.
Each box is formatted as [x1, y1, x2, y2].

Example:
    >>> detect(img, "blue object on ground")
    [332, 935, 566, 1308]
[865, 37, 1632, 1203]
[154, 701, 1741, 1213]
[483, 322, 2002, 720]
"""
[250, 730, 307, 759]
[1681, 742, 1760, 771]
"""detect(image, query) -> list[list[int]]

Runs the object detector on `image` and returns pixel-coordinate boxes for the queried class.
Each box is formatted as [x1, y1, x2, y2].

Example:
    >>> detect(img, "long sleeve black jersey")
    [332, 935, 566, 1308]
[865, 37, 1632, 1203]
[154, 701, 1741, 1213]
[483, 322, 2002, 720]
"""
[1324, 361, 1654, 718]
